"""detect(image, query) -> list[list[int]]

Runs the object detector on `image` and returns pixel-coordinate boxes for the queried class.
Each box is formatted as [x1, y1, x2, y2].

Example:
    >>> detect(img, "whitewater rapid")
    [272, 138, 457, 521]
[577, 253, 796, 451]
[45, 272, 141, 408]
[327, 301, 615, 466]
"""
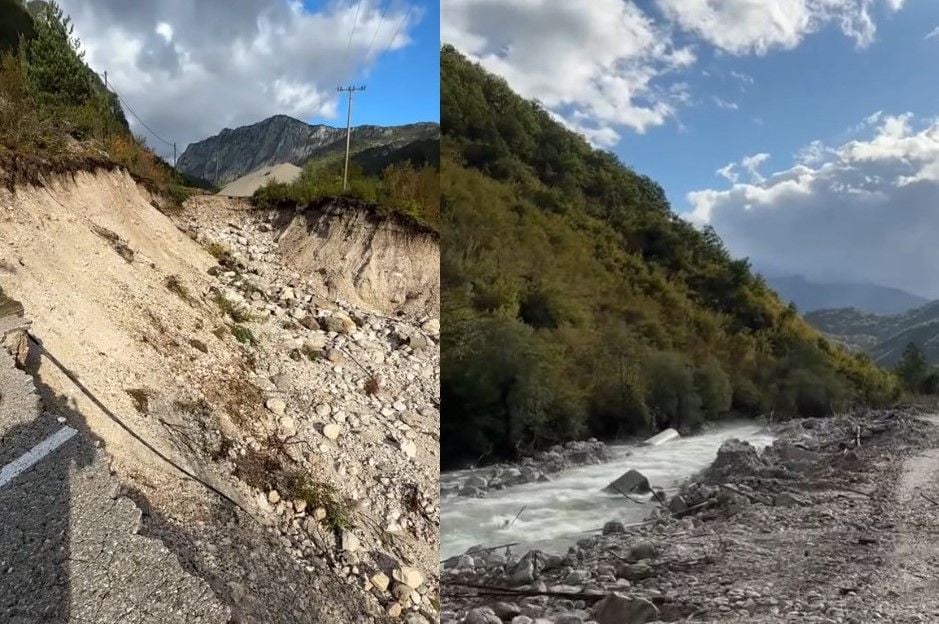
[441, 422, 774, 559]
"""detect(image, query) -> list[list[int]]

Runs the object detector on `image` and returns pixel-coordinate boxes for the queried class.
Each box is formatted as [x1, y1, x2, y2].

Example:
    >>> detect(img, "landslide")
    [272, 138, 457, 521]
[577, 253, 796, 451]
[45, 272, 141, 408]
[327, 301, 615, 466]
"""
[0, 167, 440, 623]
[273, 196, 440, 318]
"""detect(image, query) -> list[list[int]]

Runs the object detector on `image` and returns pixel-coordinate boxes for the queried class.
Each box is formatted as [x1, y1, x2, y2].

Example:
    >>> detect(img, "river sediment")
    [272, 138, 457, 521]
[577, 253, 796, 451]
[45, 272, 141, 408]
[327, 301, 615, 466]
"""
[442, 409, 939, 623]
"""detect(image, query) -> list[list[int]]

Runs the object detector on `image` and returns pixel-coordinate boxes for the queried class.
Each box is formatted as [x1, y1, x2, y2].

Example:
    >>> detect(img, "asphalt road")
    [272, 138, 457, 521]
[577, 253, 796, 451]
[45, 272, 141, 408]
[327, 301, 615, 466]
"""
[0, 335, 230, 624]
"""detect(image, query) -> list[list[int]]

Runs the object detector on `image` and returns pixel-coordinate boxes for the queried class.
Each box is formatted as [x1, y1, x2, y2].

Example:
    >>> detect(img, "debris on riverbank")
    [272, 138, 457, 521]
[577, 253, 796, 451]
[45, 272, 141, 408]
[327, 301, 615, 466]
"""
[442, 409, 939, 623]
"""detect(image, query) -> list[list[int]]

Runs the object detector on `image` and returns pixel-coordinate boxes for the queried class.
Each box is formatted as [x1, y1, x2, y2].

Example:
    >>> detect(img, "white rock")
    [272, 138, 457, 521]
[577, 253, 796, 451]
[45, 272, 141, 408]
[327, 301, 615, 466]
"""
[400, 439, 417, 459]
[323, 423, 342, 440]
[393, 566, 424, 589]
[371, 571, 390, 592]
[266, 398, 287, 416]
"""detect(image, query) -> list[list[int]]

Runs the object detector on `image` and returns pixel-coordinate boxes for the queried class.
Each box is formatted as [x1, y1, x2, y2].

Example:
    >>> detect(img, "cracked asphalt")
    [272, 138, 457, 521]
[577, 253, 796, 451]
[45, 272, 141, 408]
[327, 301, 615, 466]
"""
[0, 331, 230, 624]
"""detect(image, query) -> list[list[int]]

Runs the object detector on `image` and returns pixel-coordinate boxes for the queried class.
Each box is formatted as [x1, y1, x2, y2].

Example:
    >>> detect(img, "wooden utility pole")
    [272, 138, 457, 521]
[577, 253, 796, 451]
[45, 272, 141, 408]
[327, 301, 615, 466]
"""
[338, 85, 365, 192]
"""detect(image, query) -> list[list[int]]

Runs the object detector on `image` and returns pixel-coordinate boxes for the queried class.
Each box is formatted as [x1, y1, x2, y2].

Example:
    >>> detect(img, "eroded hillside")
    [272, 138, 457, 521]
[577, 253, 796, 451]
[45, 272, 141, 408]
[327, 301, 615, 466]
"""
[0, 168, 440, 623]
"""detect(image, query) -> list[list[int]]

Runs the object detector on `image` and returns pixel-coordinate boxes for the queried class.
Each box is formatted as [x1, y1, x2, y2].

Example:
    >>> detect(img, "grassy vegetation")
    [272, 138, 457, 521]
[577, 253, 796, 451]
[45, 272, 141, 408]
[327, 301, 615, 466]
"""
[164, 275, 192, 304]
[440, 45, 900, 467]
[213, 293, 254, 323]
[125, 388, 150, 414]
[0, 1, 196, 200]
[231, 324, 255, 345]
[283, 472, 352, 532]
[253, 156, 440, 230]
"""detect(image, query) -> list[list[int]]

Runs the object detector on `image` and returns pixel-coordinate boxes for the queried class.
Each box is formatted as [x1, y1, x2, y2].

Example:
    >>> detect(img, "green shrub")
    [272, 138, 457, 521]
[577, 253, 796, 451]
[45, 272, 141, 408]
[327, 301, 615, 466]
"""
[231, 325, 255, 345]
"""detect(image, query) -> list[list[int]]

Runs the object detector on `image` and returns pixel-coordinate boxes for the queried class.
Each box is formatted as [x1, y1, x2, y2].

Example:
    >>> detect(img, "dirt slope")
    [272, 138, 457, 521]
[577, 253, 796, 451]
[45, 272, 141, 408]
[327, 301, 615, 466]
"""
[275, 197, 440, 317]
[0, 168, 440, 623]
[219, 163, 302, 197]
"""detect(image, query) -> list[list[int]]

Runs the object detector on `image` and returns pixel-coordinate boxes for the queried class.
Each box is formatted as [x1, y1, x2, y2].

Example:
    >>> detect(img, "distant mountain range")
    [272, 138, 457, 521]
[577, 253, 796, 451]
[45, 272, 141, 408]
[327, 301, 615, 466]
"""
[765, 274, 929, 315]
[805, 301, 939, 366]
[177, 115, 439, 186]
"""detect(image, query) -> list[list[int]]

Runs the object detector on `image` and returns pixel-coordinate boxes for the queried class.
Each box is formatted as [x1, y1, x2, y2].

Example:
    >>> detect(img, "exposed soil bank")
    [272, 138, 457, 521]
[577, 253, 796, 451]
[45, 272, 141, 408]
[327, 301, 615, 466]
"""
[442, 409, 939, 623]
[273, 197, 440, 318]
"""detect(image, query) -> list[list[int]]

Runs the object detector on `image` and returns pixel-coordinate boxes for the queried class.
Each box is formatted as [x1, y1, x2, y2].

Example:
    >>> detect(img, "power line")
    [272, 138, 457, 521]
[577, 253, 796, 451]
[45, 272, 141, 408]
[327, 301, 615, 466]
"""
[378, 3, 412, 59]
[341, 0, 364, 80]
[361, 0, 389, 65]
[97, 72, 174, 149]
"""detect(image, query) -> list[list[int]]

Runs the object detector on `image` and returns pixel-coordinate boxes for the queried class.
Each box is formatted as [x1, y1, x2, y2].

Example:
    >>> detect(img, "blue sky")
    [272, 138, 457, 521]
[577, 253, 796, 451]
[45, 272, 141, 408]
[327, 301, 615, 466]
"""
[64, 0, 439, 157]
[444, 0, 939, 296]
[306, 0, 440, 128]
[621, 0, 939, 216]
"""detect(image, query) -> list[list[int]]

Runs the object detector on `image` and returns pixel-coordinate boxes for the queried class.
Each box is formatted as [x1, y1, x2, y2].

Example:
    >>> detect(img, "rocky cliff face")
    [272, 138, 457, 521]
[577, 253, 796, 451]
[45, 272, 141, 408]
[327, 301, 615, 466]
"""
[177, 115, 439, 186]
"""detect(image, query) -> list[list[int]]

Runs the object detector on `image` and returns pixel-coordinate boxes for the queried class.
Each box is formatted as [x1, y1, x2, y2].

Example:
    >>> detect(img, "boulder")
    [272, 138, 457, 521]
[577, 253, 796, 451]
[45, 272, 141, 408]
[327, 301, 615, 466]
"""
[320, 313, 356, 334]
[604, 469, 651, 495]
[616, 561, 654, 581]
[464, 608, 503, 624]
[593, 593, 660, 624]
[774, 492, 808, 507]
[667, 494, 688, 515]
[627, 540, 657, 562]
[508, 558, 535, 586]
[704, 439, 768, 482]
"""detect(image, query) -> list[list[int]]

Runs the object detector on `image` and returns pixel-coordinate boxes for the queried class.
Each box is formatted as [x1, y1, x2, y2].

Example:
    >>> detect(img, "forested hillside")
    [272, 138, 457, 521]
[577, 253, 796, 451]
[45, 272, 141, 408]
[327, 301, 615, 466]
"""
[440, 45, 899, 467]
[0, 0, 191, 199]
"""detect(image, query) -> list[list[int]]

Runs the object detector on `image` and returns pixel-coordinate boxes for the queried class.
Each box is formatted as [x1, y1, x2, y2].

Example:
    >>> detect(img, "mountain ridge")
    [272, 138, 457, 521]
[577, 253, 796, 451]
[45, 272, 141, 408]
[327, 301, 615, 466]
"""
[806, 300, 939, 366]
[765, 274, 928, 315]
[177, 114, 439, 186]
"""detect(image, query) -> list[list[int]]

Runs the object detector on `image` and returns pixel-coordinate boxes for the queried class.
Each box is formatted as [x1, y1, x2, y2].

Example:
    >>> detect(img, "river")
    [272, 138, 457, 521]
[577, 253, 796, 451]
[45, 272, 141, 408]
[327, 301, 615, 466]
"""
[441, 421, 774, 559]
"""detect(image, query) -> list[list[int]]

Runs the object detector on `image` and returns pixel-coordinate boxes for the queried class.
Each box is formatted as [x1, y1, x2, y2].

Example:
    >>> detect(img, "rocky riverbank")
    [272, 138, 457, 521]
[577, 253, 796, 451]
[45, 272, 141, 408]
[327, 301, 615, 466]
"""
[444, 440, 612, 497]
[442, 409, 939, 623]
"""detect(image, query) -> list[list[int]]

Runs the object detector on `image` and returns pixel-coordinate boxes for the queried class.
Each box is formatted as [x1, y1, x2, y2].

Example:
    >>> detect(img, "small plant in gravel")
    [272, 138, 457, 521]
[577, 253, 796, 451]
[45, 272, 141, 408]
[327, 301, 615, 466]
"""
[125, 388, 150, 414]
[205, 242, 235, 267]
[231, 324, 256, 345]
[364, 375, 381, 396]
[285, 472, 352, 532]
[165, 275, 193, 304]
[214, 293, 254, 323]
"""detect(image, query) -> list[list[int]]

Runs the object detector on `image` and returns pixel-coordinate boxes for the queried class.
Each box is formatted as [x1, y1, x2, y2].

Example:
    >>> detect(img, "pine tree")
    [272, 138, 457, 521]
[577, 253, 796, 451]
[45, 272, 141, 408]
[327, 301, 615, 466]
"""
[22, 0, 92, 107]
[896, 342, 929, 392]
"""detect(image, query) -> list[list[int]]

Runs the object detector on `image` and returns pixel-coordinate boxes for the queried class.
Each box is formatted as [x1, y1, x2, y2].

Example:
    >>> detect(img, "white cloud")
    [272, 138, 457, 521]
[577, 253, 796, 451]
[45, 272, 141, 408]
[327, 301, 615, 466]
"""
[442, 1, 906, 149]
[716, 162, 738, 182]
[713, 96, 739, 110]
[58, 0, 421, 156]
[730, 70, 755, 86]
[926, 26, 939, 40]
[741, 152, 770, 181]
[442, 0, 696, 143]
[689, 113, 939, 296]
[154, 22, 173, 43]
[656, 0, 904, 55]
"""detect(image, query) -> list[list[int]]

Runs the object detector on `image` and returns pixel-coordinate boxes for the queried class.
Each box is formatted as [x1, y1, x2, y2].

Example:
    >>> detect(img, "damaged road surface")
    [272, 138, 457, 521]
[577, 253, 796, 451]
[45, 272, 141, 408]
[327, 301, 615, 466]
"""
[0, 324, 229, 624]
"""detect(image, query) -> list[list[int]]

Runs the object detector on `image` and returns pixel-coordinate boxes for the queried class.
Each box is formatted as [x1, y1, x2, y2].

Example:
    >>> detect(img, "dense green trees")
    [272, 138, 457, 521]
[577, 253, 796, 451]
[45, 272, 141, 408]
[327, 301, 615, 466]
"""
[440, 46, 900, 467]
[895, 342, 939, 394]
[0, 1, 184, 194]
[253, 158, 440, 229]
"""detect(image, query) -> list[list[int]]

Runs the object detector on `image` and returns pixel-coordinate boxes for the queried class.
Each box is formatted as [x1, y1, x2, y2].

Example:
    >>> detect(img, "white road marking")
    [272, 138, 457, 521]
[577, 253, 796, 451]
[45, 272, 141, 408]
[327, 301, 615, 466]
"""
[0, 426, 77, 489]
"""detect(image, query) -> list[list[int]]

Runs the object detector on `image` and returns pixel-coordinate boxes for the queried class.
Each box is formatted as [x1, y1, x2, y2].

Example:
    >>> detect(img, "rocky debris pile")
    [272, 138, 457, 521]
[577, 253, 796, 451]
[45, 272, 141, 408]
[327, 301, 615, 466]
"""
[447, 440, 612, 497]
[171, 199, 440, 621]
[442, 410, 937, 623]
